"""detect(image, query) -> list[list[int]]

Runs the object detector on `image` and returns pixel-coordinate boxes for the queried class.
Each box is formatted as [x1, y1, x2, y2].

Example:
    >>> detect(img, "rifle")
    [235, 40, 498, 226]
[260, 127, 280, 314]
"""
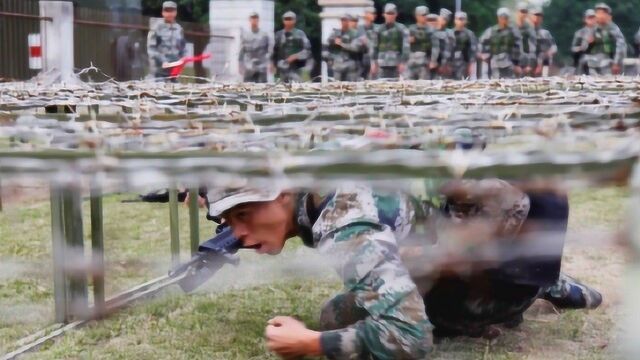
[168, 224, 255, 293]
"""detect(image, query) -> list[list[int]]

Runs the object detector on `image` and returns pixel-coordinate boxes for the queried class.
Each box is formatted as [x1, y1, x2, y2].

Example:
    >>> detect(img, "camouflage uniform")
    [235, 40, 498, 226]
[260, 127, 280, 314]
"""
[635, 27, 640, 58]
[355, 23, 378, 80]
[407, 23, 440, 80]
[325, 28, 362, 82]
[452, 27, 478, 80]
[373, 22, 410, 79]
[479, 25, 523, 79]
[296, 185, 432, 359]
[434, 28, 455, 79]
[572, 26, 594, 75]
[239, 28, 273, 83]
[583, 22, 627, 75]
[535, 26, 557, 75]
[517, 22, 538, 74]
[273, 28, 312, 82]
[147, 21, 186, 78]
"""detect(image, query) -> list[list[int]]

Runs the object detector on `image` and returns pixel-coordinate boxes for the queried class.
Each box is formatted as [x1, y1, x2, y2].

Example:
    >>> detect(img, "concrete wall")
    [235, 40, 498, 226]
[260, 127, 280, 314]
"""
[208, 0, 274, 81]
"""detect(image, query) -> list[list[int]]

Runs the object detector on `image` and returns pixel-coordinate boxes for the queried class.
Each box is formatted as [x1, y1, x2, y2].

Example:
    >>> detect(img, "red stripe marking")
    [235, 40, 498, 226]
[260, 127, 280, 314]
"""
[30, 46, 41, 58]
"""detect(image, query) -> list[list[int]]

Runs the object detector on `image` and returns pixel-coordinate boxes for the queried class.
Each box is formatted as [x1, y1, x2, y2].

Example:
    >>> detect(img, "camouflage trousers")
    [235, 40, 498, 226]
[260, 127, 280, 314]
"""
[406, 64, 431, 80]
[379, 66, 400, 80]
[243, 70, 268, 83]
[278, 68, 303, 83]
[491, 66, 514, 79]
[330, 62, 359, 82]
[584, 54, 613, 75]
[452, 61, 472, 80]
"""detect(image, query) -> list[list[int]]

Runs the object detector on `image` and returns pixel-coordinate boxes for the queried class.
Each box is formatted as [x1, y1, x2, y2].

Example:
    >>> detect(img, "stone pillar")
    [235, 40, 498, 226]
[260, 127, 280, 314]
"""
[39, 1, 75, 83]
[318, 0, 373, 82]
[208, 0, 275, 82]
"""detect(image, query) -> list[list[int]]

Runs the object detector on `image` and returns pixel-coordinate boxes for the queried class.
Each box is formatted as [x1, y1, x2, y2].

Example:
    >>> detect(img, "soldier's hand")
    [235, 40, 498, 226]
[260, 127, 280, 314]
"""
[371, 63, 378, 75]
[286, 55, 298, 64]
[523, 66, 532, 76]
[534, 65, 543, 76]
[513, 65, 522, 76]
[429, 62, 438, 70]
[409, 36, 415, 44]
[334, 37, 342, 46]
[398, 63, 406, 74]
[265, 316, 322, 359]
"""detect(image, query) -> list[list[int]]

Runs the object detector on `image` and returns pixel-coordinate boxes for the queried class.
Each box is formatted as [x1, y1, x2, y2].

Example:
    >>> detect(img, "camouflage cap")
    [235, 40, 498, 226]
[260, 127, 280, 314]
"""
[440, 8, 452, 20]
[365, 6, 377, 14]
[384, 3, 397, 14]
[584, 9, 596, 17]
[415, 6, 429, 16]
[532, 7, 544, 16]
[340, 13, 351, 20]
[455, 11, 467, 20]
[282, 11, 296, 20]
[348, 14, 359, 21]
[594, 3, 611, 13]
[162, 1, 177, 9]
[426, 13, 439, 21]
[207, 186, 283, 218]
[497, 7, 511, 18]
[516, 1, 529, 12]
[249, 11, 259, 18]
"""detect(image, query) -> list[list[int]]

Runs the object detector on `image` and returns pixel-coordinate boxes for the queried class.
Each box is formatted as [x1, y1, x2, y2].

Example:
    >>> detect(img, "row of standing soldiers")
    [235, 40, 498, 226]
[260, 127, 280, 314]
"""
[202, 2, 629, 82]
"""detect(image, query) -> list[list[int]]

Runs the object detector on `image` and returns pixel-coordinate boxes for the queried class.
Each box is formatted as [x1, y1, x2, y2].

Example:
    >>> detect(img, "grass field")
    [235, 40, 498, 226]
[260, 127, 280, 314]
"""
[0, 187, 630, 359]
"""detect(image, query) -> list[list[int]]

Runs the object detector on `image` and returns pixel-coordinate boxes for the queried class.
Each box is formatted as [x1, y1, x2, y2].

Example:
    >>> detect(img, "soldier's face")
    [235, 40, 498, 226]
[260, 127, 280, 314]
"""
[250, 17, 259, 28]
[283, 18, 295, 30]
[595, 10, 610, 25]
[341, 19, 350, 30]
[498, 16, 509, 27]
[223, 194, 294, 256]
[364, 12, 376, 23]
[516, 11, 527, 22]
[162, 8, 177, 23]
[384, 12, 397, 23]
[585, 16, 596, 27]
[416, 14, 427, 25]
[532, 14, 542, 26]
[454, 18, 466, 28]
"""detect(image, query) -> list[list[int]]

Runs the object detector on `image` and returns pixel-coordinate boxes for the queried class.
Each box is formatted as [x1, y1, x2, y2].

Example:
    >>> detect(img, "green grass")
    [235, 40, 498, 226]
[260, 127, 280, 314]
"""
[0, 187, 630, 359]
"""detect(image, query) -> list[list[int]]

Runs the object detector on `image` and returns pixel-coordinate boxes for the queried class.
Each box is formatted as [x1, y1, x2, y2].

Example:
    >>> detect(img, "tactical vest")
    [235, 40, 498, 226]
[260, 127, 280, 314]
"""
[454, 30, 471, 61]
[410, 25, 433, 54]
[520, 25, 531, 53]
[378, 24, 403, 53]
[277, 30, 304, 59]
[589, 27, 614, 57]
[491, 27, 515, 56]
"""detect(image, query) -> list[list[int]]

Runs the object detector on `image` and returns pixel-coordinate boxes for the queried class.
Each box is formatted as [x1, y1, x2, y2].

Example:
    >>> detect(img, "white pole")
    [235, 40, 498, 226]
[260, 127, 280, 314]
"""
[39, 1, 74, 82]
[456, 0, 462, 12]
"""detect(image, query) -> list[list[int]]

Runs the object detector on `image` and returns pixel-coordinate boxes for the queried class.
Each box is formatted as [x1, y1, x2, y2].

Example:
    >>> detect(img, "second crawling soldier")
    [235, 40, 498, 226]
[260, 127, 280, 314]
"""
[451, 11, 478, 80]
[324, 14, 362, 82]
[147, 1, 186, 80]
[239, 12, 273, 83]
[407, 6, 439, 80]
[273, 11, 312, 83]
[372, 3, 410, 80]
[479, 8, 523, 79]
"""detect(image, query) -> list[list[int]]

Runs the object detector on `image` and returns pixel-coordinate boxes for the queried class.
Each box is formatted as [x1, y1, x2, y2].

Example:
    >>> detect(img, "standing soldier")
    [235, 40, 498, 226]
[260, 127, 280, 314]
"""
[407, 6, 439, 80]
[451, 12, 478, 80]
[434, 9, 455, 79]
[324, 14, 361, 81]
[147, 1, 186, 80]
[571, 9, 597, 75]
[273, 11, 312, 83]
[531, 8, 557, 77]
[583, 3, 627, 75]
[479, 8, 523, 79]
[515, 2, 537, 77]
[239, 12, 273, 83]
[356, 7, 379, 80]
[372, 3, 410, 80]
